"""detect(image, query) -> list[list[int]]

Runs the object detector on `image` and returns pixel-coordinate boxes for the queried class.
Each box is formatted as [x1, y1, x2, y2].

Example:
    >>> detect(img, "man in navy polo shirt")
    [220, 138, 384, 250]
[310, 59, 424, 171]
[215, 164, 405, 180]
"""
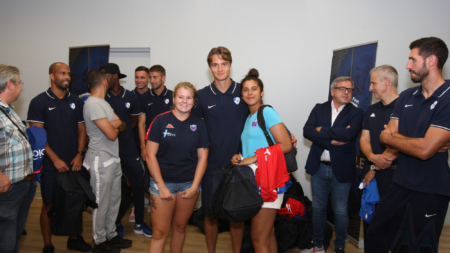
[27, 62, 91, 253]
[366, 37, 450, 252]
[195, 47, 249, 253]
[102, 63, 152, 238]
[359, 65, 399, 235]
[138, 65, 173, 161]
[133, 66, 149, 156]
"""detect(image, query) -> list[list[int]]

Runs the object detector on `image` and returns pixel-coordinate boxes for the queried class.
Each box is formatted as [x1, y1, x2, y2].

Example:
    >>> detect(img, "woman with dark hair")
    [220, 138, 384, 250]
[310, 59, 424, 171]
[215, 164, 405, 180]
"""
[231, 68, 292, 253]
[145, 82, 209, 253]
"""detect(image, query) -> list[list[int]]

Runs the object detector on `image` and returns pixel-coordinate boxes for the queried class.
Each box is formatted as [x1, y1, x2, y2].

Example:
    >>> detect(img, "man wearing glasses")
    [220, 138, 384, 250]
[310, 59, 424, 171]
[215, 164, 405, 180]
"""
[303, 76, 364, 253]
[0, 64, 35, 253]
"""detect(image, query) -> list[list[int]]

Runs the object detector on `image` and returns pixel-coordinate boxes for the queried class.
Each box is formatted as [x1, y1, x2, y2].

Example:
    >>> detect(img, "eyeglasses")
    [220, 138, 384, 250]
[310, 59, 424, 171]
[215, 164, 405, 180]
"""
[14, 80, 24, 87]
[334, 87, 353, 93]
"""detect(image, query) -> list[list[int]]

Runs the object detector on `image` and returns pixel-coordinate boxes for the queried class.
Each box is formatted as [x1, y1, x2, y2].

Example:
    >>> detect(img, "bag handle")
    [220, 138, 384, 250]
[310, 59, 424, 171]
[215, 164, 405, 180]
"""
[0, 107, 28, 140]
[257, 105, 275, 146]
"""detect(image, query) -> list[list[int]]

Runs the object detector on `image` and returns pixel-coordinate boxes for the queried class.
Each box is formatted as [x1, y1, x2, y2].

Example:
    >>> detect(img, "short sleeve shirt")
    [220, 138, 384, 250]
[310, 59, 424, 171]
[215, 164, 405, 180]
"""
[391, 81, 450, 197]
[194, 80, 249, 175]
[105, 87, 140, 158]
[27, 89, 84, 170]
[362, 99, 398, 165]
[83, 96, 119, 167]
[139, 87, 173, 132]
[241, 107, 282, 158]
[146, 111, 209, 183]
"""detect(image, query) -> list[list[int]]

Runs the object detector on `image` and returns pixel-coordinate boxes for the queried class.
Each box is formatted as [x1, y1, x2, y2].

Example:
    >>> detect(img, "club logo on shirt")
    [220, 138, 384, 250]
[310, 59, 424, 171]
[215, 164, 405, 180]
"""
[234, 97, 240, 105]
[70, 103, 75, 109]
[252, 119, 258, 128]
[430, 101, 438, 110]
[165, 99, 169, 104]
[163, 129, 176, 137]
[370, 113, 375, 117]
[190, 125, 197, 131]
[166, 124, 174, 128]
[264, 148, 271, 161]
[125, 102, 130, 108]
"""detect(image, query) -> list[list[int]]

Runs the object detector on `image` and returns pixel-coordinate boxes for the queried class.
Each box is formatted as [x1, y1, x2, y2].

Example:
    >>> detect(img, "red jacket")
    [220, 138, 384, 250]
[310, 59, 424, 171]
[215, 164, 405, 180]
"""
[255, 144, 290, 202]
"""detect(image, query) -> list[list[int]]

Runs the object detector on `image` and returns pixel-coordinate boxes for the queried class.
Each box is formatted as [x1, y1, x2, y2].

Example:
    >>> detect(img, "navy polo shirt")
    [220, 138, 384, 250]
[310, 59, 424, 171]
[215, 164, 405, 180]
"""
[139, 87, 173, 132]
[132, 87, 147, 154]
[146, 111, 209, 183]
[105, 87, 140, 158]
[362, 99, 398, 165]
[194, 80, 249, 175]
[391, 80, 450, 197]
[27, 89, 84, 170]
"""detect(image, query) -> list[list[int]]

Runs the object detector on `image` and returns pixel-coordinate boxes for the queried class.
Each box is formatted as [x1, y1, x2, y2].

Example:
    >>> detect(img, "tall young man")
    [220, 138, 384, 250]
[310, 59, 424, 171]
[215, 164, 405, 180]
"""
[138, 65, 173, 161]
[366, 37, 450, 252]
[195, 47, 249, 253]
[103, 63, 152, 238]
[28, 62, 91, 253]
[84, 69, 132, 253]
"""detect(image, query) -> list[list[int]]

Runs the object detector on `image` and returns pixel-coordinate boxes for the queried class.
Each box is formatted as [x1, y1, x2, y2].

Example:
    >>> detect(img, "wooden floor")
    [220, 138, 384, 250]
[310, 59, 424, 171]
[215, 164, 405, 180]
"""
[18, 198, 450, 253]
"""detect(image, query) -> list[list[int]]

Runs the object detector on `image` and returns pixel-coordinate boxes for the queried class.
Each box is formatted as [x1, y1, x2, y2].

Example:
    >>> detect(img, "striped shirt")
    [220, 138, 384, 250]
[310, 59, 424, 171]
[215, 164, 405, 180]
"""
[0, 100, 33, 183]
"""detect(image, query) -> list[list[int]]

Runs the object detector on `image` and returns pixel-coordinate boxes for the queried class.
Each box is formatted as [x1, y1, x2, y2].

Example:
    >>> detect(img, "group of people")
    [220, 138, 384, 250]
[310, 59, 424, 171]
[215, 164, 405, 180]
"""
[303, 36, 450, 253]
[0, 36, 448, 253]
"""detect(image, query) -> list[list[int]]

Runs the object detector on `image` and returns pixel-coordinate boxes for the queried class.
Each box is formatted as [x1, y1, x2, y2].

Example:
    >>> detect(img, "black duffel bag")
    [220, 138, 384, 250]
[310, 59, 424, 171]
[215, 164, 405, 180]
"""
[209, 164, 264, 223]
[257, 105, 298, 172]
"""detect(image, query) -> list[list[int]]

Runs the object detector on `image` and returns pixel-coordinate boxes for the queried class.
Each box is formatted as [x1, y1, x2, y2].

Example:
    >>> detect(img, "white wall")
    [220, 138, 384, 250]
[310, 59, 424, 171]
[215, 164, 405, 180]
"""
[1, 0, 450, 224]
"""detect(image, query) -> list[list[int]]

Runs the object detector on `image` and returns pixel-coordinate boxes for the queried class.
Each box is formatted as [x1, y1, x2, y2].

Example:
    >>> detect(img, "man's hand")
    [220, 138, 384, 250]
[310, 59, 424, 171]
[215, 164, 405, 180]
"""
[438, 142, 450, 153]
[331, 140, 348, 146]
[316, 126, 322, 132]
[363, 170, 376, 186]
[53, 157, 69, 173]
[70, 154, 83, 171]
[380, 125, 392, 145]
[0, 172, 11, 193]
[369, 154, 392, 170]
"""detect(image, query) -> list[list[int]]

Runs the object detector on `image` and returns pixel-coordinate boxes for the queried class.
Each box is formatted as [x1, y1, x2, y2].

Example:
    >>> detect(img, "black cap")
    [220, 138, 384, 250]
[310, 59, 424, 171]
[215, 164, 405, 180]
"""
[102, 63, 127, 79]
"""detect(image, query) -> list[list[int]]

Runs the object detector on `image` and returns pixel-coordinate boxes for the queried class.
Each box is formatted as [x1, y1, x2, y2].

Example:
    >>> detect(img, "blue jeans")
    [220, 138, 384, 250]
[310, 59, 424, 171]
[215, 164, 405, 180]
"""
[311, 163, 351, 249]
[149, 177, 201, 196]
[0, 180, 36, 253]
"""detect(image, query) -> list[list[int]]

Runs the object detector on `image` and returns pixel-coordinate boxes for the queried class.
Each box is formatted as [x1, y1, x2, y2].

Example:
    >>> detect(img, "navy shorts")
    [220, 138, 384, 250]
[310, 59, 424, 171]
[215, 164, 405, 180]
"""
[201, 173, 214, 216]
[149, 177, 201, 196]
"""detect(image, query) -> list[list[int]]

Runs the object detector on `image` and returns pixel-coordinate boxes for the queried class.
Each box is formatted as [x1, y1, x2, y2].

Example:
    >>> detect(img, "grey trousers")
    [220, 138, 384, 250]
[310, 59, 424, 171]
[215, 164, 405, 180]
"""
[88, 156, 122, 244]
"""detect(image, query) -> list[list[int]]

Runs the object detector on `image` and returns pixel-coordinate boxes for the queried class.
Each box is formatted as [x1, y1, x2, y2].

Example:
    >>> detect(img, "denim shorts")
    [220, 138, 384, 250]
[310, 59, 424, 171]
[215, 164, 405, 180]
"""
[149, 177, 201, 196]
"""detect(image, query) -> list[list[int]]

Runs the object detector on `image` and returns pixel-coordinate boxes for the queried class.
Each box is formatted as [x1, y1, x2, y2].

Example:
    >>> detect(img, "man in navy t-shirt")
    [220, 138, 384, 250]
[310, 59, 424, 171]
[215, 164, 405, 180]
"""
[359, 65, 399, 234]
[103, 63, 153, 238]
[366, 37, 450, 252]
[138, 65, 173, 161]
[27, 62, 91, 253]
[195, 47, 249, 253]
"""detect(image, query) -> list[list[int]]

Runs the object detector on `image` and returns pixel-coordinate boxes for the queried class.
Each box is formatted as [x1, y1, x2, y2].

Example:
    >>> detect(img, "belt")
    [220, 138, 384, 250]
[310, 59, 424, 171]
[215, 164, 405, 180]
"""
[23, 175, 34, 181]
[321, 161, 332, 166]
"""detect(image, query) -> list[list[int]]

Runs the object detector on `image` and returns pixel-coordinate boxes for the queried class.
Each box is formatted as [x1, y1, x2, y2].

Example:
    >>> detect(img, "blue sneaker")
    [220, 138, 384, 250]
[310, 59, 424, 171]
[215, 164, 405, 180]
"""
[116, 223, 124, 239]
[134, 222, 153, 237]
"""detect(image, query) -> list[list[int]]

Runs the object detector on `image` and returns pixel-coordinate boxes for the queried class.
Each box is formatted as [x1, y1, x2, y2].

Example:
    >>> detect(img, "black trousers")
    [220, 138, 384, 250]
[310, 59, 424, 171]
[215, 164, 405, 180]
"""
[365, 183, 449, 253]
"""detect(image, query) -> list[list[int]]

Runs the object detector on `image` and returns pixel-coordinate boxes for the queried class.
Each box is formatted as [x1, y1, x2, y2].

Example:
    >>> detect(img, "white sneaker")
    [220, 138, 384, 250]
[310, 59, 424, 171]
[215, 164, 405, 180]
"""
[301, 241, 324, 253]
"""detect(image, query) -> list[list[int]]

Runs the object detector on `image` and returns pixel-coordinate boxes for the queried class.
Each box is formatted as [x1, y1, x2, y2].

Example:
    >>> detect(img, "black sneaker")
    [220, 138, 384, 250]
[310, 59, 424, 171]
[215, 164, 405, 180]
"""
[93, 241, 120, 253]
[67, 235, 92, 252]
[334, 247, 345, 253]
[107, 235, 132, 249]
[42, 245, 54, 253]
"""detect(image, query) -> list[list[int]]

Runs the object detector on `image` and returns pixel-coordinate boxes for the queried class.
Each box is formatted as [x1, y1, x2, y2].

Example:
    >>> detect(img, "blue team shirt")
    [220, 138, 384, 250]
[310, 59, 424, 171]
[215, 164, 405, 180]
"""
[362, 99, 398, 165]
[27, 89, 84, 170]
[391, 80, 450, 197]
[139, 87, 173, 132]
[194, 80, 249, 174]
[241, 107, 282, 158]
[146, 111, 209, 183]
[105, 87, 140, 158]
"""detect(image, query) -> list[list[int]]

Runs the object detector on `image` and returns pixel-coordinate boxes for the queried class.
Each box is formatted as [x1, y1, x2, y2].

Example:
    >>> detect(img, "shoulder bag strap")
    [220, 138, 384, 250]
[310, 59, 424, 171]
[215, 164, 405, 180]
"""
[257, 105, 274, 146]
[0, 107, 28, 140]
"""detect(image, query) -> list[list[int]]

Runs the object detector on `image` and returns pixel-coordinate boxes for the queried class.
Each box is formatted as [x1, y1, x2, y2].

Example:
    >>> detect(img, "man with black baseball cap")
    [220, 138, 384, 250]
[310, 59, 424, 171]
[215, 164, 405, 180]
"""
[102, 63, 127, 79]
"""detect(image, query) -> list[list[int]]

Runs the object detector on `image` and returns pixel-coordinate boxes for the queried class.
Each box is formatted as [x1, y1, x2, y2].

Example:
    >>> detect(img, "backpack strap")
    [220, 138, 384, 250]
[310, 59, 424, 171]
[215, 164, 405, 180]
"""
[257, 105, 275, 146]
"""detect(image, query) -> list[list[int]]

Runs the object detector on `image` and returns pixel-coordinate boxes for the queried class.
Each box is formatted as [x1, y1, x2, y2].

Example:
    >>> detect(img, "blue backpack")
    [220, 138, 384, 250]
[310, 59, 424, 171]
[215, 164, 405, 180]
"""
[26, 126, 47, 183]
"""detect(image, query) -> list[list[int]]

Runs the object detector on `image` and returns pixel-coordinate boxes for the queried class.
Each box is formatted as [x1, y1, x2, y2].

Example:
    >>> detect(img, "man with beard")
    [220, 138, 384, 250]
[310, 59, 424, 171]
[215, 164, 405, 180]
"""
[138, 65, 173, 161]
[28, 62, 91, 253]
[366, 37, 450, 252]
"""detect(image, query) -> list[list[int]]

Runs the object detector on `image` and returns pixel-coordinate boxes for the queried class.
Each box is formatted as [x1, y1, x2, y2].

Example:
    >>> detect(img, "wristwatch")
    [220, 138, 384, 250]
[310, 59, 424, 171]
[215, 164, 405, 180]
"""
[370, 165, 377, 171]
[77, 151, 85, 156]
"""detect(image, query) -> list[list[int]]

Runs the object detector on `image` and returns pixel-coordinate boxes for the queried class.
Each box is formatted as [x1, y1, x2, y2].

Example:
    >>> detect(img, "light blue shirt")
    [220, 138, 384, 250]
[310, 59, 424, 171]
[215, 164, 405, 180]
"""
[241, 107, 282, 158]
